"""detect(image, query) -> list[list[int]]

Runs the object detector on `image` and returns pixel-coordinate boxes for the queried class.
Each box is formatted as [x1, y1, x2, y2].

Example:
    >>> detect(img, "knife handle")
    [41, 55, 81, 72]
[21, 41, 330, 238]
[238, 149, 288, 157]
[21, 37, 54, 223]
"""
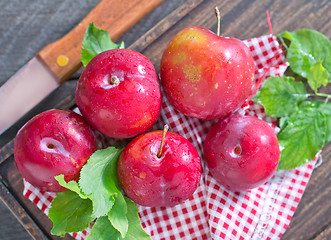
[36, 0, 163, 84]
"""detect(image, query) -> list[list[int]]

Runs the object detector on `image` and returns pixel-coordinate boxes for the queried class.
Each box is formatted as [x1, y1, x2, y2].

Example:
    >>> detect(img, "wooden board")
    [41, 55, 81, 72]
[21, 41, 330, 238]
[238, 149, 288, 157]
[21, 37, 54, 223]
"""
[0, 0, 330, 239]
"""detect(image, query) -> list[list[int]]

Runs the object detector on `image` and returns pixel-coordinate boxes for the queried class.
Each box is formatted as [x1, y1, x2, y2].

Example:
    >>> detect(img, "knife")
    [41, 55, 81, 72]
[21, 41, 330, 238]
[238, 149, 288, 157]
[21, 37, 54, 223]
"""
[0, 0, 163, 134]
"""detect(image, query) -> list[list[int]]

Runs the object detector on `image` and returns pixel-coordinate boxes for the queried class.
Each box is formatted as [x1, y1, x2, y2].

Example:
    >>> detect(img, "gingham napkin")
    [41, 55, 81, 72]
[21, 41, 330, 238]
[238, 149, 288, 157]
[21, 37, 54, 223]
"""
[23, 34, 318, 240]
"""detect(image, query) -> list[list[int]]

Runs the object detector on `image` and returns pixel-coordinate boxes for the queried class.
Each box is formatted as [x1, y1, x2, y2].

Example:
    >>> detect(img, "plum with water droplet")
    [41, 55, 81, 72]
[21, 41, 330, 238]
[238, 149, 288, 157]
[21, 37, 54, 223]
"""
[160, 23, 255, 119]
[117, 126, 202, 207]
[13, 109, 97, 192]
[203, 114, 280, 191]
[75, 49, 162, 138]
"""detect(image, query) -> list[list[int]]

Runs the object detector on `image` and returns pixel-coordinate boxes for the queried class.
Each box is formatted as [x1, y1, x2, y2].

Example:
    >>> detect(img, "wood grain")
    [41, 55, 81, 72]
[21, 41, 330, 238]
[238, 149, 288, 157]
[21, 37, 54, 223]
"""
[0, 0, 330, 239]
[313, 222, 331, 240]
[0, 0, 100, 88]
[129, 0, 204, 53]
[37, 0, 163, 84]
[282, 142, 331, 240]
[0, 178, 48, 240]
[0, 157, 71, 240]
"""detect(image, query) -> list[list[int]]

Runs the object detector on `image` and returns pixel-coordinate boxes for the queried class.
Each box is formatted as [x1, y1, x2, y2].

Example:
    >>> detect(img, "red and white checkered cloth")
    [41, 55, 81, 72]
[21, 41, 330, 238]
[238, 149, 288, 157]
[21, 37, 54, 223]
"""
[23, 34, 318, 240]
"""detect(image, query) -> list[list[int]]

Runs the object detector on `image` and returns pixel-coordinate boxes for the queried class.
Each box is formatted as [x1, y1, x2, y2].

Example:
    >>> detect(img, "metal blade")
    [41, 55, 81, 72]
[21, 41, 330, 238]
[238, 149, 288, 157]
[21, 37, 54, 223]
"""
[0, 58, 59, 134]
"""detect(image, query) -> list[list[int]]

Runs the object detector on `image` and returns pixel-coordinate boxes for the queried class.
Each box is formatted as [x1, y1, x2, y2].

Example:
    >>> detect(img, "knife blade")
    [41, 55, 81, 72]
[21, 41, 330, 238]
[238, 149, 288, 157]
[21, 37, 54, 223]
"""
[0, 58, 58, 134]
[0, 0, 163, 134]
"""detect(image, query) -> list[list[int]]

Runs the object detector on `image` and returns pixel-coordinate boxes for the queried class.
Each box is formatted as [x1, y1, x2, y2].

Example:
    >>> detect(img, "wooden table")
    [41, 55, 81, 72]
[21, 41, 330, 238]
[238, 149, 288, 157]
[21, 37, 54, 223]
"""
[0, 0, 330, 239]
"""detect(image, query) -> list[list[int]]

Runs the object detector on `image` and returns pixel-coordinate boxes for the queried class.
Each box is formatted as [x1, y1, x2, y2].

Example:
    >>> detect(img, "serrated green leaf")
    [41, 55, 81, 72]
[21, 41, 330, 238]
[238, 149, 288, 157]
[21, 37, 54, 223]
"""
[81, 22, 125, 66]
[307, 60, 329, 92]
[278, 29, 331, 81]
[300, 101, 331, 143]
[108, 193, 128, 238]
[79, 146, 123, 218]
[277, 106, 327, 169]
[54, 175, 88, 199]
[253, 76, 309, 117]
[86, 197, 150, 240]
[49, 191, 93, 237]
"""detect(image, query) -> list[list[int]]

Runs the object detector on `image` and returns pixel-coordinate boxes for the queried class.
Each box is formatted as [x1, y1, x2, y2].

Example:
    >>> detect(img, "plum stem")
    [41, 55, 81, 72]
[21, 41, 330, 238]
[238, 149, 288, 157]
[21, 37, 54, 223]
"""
[157, 124, 169, 158]
[234, 145, 242, 155]
[315, 92, 331, 99]
[47, 143, 55, 149]
[110, 75, 120, 85]
[214, 6, 221, 36]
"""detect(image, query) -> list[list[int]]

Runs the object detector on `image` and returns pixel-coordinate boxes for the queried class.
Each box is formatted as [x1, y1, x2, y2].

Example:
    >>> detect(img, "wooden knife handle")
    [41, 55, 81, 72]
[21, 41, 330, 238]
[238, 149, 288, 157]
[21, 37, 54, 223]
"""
[36, 0, 163, 84]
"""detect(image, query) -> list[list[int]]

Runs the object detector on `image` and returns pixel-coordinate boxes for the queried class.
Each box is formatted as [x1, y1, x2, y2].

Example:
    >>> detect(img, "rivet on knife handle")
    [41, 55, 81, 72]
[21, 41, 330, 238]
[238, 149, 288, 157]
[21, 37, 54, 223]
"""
[36, 0, 163, 84]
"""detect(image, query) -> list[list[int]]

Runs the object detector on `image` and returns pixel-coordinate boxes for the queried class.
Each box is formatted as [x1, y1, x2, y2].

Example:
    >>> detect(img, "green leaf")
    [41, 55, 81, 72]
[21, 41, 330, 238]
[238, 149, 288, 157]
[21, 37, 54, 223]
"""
[79, 146, 123, 218]
[279, 116, 289, 129]
[108, 193, 128, 238]
[253, 76, 309, 117]
[124, 197, 151, 240]
[86, 197, 150, 240]
[49, 191, 93, 237]
[300, 101, 331, 143]
[54, 175, 88, 199]
[307, 60, 329, 92]
[278, 29, 331, 81]
[118, 41, 125, 49]
[81, 22, 125, 66]
[277, 106, 327, 169]
[85, 216, 119, 240]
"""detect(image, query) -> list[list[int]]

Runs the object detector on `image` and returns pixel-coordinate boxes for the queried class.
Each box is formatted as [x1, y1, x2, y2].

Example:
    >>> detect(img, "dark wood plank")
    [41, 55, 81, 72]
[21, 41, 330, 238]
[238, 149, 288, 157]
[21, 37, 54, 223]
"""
[0, 156, 73, 240]
[313, 222, 331, 240]
[0, 0, 100, 87]
[0, 178, 48, 239]
[282, 142, 331, 240]
[0, 139, 14, 164]
[0, 0, 330, 239]
[130, 0, 204, 53]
